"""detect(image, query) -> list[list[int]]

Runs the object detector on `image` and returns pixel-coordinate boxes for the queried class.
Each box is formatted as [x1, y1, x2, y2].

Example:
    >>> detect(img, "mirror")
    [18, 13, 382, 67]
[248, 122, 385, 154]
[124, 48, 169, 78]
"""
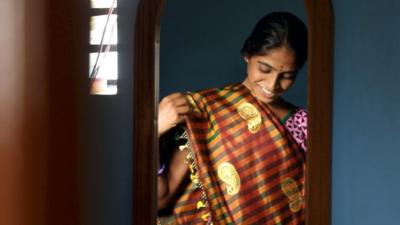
[133, 0, 333, 224]
[159, 1, 307, 224]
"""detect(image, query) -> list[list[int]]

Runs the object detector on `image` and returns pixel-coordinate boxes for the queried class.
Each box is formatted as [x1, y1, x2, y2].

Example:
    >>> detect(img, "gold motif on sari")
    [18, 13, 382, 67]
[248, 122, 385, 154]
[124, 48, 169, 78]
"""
[281, 177, 303, 212]
[217, 162, 241, 195]
[185, 93, 201, 113]
[237, 102, 262, 133]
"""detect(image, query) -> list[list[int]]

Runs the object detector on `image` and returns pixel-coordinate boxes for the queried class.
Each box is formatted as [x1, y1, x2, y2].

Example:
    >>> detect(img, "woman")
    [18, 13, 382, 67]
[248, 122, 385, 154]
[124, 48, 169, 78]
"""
[158, 12, 307, 225]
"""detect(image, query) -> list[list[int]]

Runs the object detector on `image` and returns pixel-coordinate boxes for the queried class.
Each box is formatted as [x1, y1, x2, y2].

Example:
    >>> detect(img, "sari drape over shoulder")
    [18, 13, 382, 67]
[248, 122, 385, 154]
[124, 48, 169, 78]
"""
[159, 83, 305, 225]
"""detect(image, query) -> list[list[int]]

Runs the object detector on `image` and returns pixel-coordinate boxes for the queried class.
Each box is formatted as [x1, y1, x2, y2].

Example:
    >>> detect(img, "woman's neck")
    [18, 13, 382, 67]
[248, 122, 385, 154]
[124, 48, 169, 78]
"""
[267, 98, 293, 121]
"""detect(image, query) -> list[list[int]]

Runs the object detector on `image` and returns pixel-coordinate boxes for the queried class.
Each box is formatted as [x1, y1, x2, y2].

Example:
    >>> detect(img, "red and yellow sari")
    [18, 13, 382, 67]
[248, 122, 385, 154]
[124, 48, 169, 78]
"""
[159, 83, 305, 225]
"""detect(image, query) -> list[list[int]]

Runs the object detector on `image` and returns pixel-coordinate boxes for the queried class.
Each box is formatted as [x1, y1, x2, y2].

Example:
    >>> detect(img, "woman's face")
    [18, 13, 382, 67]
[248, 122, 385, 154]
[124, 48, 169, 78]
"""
[243, 46, 298, 105]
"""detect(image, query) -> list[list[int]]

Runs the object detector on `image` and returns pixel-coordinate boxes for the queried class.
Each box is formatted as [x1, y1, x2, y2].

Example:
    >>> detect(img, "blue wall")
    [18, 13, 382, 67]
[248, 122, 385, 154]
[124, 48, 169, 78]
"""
[160, 0, 307, 107]
[332, 0, 400, 224]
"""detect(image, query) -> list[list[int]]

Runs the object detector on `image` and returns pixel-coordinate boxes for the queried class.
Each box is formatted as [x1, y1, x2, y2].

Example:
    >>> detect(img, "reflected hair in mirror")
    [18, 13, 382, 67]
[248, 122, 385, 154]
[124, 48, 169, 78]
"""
[241, 12, 308, 68]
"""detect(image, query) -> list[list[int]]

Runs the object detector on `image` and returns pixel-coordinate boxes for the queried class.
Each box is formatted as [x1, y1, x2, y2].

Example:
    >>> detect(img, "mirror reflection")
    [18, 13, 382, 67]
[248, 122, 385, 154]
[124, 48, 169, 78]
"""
[157, 1, 307, 224]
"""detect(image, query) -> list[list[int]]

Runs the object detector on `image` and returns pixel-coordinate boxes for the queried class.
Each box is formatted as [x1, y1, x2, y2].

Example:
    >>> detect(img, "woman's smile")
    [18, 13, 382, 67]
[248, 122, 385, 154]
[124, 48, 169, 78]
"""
[258, 84, 278, 98]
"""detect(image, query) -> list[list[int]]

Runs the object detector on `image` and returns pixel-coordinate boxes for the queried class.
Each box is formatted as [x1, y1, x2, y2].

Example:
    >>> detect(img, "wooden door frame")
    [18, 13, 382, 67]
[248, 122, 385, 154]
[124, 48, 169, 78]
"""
[132, 1, 333, 224]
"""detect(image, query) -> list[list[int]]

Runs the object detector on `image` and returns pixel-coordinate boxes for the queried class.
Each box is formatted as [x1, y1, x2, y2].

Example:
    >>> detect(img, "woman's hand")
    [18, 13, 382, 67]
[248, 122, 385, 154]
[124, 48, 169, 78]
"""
[158, 93, 192, 137]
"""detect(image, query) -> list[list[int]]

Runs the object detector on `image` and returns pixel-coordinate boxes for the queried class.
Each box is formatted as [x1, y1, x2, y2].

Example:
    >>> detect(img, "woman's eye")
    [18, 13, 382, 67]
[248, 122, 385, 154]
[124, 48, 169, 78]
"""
[260, 68, 272, 73]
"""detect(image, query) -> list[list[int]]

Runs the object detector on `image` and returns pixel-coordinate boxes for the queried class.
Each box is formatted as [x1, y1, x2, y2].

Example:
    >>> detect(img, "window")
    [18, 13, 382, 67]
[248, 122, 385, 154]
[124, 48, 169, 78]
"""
[89, 0, 118, 95]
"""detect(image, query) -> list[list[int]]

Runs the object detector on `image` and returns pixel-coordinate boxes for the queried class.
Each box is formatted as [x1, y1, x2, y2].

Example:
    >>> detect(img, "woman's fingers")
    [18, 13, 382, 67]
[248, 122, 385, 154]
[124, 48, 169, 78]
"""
[158, 92, 192, 136]
[175, 104, 191, 115]
[162, 93, 189, 108]
[160, 93, 192, 115]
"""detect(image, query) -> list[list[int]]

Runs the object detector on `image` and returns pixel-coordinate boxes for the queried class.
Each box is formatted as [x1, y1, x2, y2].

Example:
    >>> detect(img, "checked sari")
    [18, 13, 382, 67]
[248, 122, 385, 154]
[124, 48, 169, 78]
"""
[159, 83, 305, 225]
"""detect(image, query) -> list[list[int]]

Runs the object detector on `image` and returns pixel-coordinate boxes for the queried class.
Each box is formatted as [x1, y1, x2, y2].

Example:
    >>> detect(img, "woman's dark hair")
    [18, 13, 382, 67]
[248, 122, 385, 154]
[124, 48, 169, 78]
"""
[241, 12, 308, 68]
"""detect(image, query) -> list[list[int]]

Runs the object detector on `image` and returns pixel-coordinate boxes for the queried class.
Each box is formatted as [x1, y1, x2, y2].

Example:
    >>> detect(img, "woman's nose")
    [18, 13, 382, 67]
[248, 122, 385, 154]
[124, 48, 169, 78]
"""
[267, 75, 280, 92]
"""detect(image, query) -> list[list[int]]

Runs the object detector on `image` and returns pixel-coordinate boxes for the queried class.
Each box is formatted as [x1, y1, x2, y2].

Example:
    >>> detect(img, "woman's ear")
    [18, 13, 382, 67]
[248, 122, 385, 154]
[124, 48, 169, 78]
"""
[243, 56, 249, 63]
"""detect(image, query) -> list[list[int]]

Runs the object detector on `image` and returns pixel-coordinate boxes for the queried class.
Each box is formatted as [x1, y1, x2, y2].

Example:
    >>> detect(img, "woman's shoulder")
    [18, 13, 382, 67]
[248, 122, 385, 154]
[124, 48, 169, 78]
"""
[189, 83, 242, 104]
[194, 83, 242, 95]
[286, 107, 307, 130]
[292, 107, 307, 120]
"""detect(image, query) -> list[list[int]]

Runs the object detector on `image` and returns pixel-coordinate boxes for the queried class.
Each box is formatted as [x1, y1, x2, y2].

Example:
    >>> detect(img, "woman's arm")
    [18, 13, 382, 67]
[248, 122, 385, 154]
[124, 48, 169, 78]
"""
[157, 146, 189, 210]
[157, 93, 192, 210]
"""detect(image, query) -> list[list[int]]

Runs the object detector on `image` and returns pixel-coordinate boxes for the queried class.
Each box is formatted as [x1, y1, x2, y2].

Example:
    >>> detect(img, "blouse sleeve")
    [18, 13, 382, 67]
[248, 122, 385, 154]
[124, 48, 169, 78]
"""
[284, 108, 307, 151]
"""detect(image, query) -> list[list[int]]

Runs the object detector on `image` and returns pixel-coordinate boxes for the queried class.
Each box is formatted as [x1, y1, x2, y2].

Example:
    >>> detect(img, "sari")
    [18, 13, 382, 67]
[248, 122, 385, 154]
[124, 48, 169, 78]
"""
[159, 83, 305, 225]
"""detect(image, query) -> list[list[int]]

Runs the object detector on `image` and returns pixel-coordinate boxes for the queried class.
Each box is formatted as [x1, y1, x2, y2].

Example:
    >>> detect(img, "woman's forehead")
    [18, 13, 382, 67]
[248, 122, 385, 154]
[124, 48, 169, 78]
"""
[254, 48, 297, 70]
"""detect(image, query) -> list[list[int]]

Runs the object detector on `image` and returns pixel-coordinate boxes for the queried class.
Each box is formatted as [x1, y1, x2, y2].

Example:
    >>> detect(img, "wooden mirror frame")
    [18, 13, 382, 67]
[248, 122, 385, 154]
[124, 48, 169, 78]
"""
[133, 0, 333, 224]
